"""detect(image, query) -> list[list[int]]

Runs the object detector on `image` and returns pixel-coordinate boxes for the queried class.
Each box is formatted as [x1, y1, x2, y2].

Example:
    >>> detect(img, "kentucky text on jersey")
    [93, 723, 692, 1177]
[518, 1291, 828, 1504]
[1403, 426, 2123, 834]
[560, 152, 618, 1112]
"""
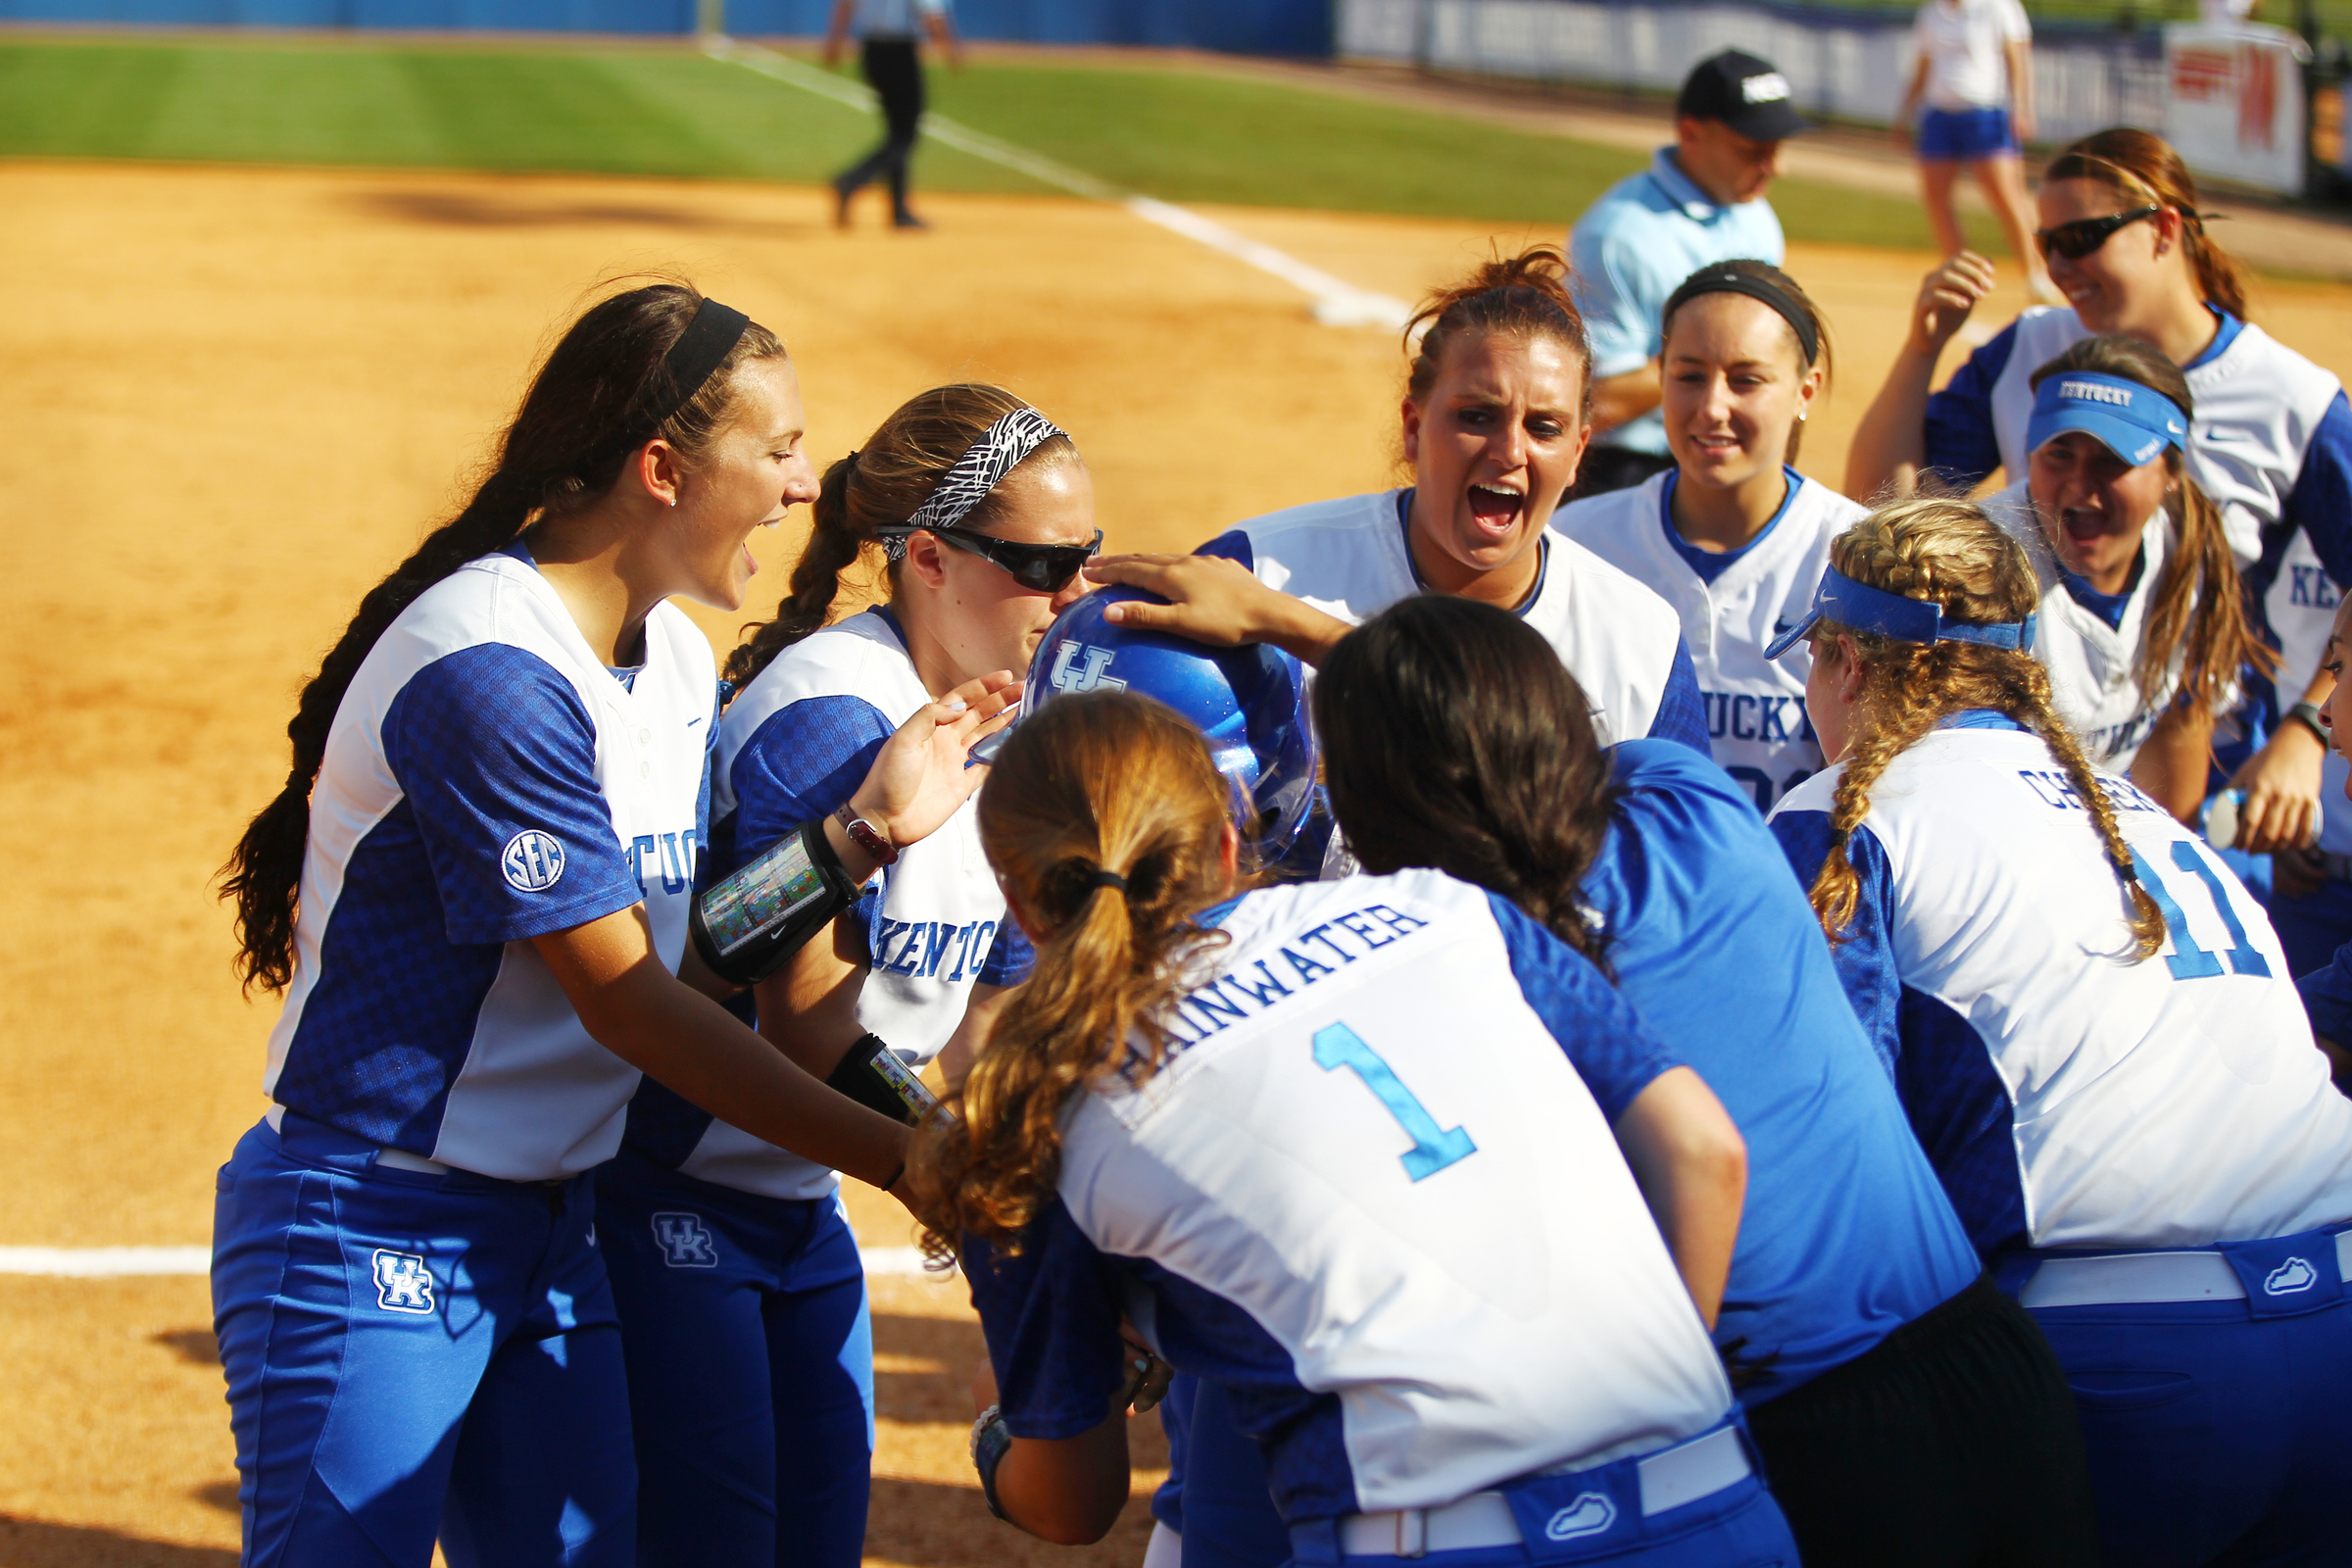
[868, 916, 1002, 981]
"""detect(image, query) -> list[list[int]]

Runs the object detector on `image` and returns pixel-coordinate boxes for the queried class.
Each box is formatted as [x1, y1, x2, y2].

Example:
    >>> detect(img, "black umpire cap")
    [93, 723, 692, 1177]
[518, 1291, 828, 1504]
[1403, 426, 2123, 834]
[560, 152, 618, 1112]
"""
[1676, 50, 1811, 140]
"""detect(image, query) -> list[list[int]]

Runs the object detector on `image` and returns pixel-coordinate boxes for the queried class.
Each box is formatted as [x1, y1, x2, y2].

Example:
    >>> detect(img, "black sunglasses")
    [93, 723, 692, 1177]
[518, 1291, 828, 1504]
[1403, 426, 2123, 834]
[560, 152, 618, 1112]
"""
[931, 527, 1103, 592]
[2034, 205, 2160, 262]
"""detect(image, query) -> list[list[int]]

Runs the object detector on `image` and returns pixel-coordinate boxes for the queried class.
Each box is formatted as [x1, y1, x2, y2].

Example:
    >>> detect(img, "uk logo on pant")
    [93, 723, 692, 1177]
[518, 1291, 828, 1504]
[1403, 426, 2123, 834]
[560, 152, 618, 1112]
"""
[371, 1250, 435, 1314]
[653, 1212, 718, 1268]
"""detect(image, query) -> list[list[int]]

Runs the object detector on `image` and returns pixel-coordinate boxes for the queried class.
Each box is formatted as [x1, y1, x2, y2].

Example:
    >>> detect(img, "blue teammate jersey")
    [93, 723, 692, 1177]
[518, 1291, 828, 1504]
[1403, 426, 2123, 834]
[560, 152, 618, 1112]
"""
[964, 871, 1734, 1521]
[625, 608, 1031, 1200]
[1584, 743, 1981, 1401]
[262, 542, 718, 1182]
[1770, 719, 2352, 1258]
[1200, 489, 1708, 753]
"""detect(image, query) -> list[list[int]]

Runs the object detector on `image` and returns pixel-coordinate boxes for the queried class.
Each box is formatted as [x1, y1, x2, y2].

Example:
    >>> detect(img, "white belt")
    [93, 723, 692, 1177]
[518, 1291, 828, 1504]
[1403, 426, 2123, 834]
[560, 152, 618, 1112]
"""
[2020, 1231, 2352, 1308]
[375, 1148, 453, 1175]
[1336, 1425, 1750, 1558]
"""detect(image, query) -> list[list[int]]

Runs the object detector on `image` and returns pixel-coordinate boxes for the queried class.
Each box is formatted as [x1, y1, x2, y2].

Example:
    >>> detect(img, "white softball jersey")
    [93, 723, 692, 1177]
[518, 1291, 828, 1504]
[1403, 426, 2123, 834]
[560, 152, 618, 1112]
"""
[1200, 489, 1706, 750]
[1982, 481, 2194, 771]
[1771, 721, 2352, 1255]
[1559, 467, 1862, 810]
[622, 608, 1028, 1200]
[264, 542, 715, 1182]
[1913, 0, 2031, 111]
[962, 869, 1732, 1523]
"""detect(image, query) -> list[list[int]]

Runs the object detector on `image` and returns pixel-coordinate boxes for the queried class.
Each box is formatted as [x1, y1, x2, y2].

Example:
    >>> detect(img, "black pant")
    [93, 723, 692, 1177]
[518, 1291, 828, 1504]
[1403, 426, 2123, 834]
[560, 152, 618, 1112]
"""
[1569, 444, 1677, 500]
[1746, 1274, 2101, 1568]
[834, 36, 924, 218]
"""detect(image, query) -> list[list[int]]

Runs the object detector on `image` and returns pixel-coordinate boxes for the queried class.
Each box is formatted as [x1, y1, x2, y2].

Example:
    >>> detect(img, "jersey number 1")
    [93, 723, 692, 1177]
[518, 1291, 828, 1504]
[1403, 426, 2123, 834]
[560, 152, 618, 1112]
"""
[1312, 1023, 1476, 1182]
[2128, 840, 2273, 982]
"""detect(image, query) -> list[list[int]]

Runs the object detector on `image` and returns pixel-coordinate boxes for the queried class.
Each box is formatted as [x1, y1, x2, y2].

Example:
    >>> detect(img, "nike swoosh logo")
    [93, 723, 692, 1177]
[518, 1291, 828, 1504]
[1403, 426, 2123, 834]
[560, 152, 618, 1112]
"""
[686, 717, 705, 729]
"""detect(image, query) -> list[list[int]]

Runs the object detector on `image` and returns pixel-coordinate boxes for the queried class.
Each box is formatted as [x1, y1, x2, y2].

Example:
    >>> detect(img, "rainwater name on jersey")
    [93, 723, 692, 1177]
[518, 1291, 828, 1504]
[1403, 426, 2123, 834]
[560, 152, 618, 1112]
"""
[870, 917, 1002, 982]
[1158, 904, 1433, 1053]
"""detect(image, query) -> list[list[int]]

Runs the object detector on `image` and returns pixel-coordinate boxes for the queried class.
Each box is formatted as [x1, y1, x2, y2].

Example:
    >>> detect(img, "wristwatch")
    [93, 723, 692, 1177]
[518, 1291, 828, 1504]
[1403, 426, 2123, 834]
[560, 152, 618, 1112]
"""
[2288, 702, 2329, 744]
[834, 802, 899, 866]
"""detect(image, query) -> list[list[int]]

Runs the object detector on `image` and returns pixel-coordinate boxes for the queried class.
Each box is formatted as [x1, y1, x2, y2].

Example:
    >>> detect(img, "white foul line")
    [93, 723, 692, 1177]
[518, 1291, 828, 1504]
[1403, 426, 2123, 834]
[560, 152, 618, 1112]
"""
[0, 1244, 952, 1278]
[703, 36, 1413, 331]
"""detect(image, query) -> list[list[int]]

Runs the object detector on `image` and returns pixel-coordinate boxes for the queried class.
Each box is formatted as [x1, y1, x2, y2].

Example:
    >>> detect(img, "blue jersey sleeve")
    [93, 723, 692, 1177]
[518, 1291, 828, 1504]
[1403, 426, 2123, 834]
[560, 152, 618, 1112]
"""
[1195, 529, 1254, 568]
[727, 695, 897, 867]
[1921, 323, 2016, 490]
[977, 918, 1036, 987]
[2299, 939, 2352, 1044]
[1483, 891, 1677, 1119]
[962, 1197, 1127, 1441]
[1645, 638, 1711, 755]
[1768, 809, 1902, 1075]
[2284, 390, 2352, 588]
[379, 644, 643, 946]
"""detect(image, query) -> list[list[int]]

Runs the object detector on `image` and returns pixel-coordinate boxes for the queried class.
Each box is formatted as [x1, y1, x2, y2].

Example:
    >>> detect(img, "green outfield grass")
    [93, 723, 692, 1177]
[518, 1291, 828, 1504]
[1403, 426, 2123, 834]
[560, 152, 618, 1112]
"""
[0, 34, 2006, 250]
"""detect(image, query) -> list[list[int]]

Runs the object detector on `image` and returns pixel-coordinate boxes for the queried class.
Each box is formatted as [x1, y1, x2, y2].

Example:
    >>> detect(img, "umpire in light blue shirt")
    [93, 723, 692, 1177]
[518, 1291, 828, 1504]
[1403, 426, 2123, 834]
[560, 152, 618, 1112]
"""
[1570, 51, 1808, 496]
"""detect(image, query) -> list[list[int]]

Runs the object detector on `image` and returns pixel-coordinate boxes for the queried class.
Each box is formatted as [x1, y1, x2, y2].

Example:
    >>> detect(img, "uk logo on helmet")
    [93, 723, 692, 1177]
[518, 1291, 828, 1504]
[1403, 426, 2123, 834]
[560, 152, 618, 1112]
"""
[1048, 643, 1127, 696]
[653, 1212, 718, 1268]
[1544, 1494, 1618, 1542]
[502, 830, 566, 893]
[372, 1250, 435, 1314]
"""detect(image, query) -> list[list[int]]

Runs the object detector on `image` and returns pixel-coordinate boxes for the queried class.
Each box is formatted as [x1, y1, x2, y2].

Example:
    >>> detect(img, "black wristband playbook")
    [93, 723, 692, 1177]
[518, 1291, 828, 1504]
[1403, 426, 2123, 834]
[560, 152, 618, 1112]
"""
[689, 817, 863, 987]
[826, 1033, 942, 1125]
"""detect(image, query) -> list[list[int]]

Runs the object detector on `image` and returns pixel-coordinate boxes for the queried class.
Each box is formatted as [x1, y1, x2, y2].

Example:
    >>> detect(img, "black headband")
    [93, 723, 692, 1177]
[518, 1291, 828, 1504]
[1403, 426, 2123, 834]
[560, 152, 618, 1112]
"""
[651, 297, 752, 429]
[1664, 268, 1819, 366]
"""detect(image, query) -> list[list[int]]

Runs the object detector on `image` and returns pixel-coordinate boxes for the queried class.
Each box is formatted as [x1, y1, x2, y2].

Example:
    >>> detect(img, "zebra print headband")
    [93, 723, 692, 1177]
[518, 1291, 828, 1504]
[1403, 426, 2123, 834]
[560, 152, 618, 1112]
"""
[880, 408, 1067, 560]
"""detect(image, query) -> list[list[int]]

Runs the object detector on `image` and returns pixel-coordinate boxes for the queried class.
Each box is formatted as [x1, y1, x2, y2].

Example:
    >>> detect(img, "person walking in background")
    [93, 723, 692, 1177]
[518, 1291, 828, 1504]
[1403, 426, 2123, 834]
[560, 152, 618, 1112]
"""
[1894, 0, 2056, 302]
[1568, 50, 1808, 498]
[825, 0, 958, 231]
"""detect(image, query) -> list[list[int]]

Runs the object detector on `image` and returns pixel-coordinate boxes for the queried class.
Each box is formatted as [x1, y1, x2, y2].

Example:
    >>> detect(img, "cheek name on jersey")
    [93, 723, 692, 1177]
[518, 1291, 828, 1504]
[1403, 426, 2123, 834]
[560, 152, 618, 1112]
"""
[1159, 905, 1431, 1052]
[871, 917, 1000, 982]
[2016, 769, 2171, 816]
[623, 830, 701, 897]
[1704, 692, 1815, 745]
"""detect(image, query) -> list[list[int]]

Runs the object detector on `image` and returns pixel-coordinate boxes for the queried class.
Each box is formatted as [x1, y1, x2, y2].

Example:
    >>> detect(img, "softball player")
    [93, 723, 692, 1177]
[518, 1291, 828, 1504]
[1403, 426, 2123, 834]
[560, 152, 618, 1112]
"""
[600, 384, 1096, 1565]
[1980, 335, 2264, 819]
[209, 285, 1002, 1567]
[1768, 496, 2352, 1567]
[1846, 128, 2352, 891]
[1305, 592, 2094, 1567]
[1091, 247, 1706, 756]
[1559, 261, 1861, 811]
[924, 690, 1796, 1568]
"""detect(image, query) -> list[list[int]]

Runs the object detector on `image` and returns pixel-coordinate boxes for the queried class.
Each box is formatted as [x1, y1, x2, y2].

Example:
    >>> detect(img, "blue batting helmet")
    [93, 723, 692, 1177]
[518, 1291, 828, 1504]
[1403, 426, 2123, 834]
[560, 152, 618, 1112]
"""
[1024, 588, 1318, 865]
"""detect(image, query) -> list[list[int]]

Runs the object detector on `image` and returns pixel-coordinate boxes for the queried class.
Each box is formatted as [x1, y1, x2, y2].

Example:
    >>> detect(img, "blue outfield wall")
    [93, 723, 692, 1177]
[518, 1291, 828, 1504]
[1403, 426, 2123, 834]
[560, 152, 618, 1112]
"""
[0, 0, 1331, 48]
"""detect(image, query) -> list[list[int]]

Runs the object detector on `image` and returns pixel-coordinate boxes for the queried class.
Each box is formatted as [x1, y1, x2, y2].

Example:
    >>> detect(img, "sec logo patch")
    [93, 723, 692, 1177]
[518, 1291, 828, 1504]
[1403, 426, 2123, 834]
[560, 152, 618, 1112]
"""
[501, 830, 566, 892]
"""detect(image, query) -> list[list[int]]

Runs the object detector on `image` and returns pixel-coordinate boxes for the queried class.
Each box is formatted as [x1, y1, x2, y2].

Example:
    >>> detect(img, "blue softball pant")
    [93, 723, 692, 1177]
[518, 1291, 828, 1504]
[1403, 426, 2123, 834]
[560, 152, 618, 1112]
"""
[595, 1149, 874, 1568]
[211, 1113, 636, 1568]
[2022, 1225, 2352, 1567]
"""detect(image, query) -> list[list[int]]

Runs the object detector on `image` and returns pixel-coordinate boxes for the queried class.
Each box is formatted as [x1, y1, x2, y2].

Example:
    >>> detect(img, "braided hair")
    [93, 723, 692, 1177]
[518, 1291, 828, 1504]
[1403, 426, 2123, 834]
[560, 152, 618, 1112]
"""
[221, 282, 786, 992]
[1807, 497, 2164, 960]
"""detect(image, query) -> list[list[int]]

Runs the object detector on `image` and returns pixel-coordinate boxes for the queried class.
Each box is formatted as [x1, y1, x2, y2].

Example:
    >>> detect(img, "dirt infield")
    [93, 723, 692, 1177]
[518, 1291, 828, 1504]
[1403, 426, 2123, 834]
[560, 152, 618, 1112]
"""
[6, 158, 2351, 1564]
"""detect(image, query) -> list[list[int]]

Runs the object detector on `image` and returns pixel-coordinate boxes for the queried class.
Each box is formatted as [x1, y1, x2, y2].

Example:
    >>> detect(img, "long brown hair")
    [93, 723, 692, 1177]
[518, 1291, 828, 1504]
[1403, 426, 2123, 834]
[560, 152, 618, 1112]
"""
[1313, 596, 1617, 971]
[2045, 127, 2248, 320]
[1806, 497, 2164, 960]
[221, 283, 785, 992]
[1404, 245, 1593, 420]
[2026, 334, 2272, 723]
[722, 383, 1078, 688]
[909, 691, 1238, 1260]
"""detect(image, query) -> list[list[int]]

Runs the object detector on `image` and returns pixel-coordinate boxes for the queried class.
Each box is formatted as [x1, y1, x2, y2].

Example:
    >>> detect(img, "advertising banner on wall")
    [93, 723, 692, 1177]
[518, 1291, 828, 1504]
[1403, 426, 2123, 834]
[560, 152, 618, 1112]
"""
[2162, 22, 2311, 195]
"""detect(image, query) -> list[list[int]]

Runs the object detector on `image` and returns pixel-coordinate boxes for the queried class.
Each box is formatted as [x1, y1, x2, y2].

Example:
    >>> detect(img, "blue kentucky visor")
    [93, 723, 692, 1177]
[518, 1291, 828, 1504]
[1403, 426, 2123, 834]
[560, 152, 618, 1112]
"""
[1765, 565, 2036, 660]
[2024, 369, 2188, 469]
